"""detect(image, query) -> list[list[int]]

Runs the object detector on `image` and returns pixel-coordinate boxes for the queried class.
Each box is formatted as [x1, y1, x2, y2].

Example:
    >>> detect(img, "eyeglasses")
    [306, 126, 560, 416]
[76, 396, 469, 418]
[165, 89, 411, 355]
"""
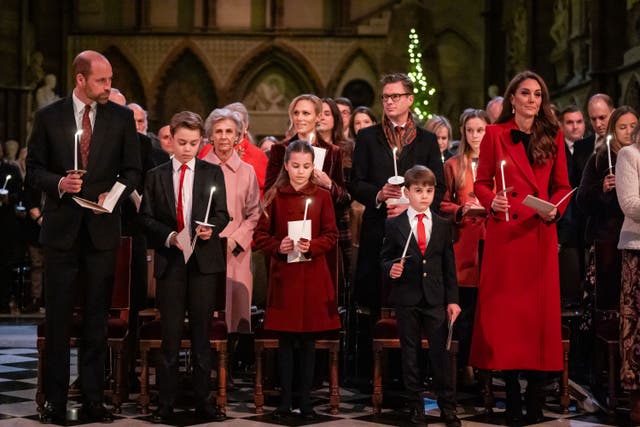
[381, 93, 411, 102]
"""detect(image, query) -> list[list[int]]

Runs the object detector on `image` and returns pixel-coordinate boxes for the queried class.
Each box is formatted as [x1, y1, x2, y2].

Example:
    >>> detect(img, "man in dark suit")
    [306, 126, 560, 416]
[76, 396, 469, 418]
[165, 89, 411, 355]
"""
[140, 111, 229, 423]
[381, 165, 460, 427]
[26, 50, 141, 424]
[350, 72, 445, 316]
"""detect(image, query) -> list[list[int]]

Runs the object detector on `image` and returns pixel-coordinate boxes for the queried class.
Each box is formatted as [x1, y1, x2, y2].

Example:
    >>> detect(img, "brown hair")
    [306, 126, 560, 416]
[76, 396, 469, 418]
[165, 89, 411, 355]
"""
[380, 73, 414, 93]
[606, 105, 639, 154]
[72, 50, 108, 78]
[262, 140, 316, 212]
[169, 111, 204, 137]
[348, 106, 378, 139]
[404, 165, 436, 188]
[496, 70, 559, 166]
[425, 115, 452, 141]
[454, 109, 489, 189]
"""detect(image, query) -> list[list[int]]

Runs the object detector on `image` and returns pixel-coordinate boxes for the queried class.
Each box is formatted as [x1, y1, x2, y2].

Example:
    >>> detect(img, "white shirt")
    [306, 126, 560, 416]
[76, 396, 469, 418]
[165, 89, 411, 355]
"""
[565, 139, 574, 155]
[72, 92, 96, 131]
[406, 206, 432, 247]
[165, 157, 195, 247]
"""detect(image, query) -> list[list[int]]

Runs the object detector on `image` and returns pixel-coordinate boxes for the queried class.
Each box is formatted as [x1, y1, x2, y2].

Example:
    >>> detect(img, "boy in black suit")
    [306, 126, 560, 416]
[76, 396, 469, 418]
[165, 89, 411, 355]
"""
[140, 111, 229, 423]
[381, 165, 461, 427]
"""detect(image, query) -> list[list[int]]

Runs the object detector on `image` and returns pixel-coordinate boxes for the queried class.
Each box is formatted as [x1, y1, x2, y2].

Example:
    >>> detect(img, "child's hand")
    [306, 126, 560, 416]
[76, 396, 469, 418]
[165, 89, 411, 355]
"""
[447, 304, 461, 323]
[297, 237, 310, 253]
[279, 236, 294, 254]
[170, 232, 183, 250]
[195, 224, 212, 240]
[389, 261, 404, 279]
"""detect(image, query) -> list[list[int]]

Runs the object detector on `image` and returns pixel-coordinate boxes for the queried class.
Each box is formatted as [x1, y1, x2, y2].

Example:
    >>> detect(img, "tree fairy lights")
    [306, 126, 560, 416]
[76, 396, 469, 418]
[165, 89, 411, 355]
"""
[407, 28, 436, 121]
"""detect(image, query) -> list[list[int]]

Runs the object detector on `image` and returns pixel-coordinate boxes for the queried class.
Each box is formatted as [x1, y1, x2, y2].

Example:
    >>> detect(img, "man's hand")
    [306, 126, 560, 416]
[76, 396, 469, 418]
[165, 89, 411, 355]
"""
[386, 202, 408, 218]
[169, 232, 183, 250]
[195, 224, 212, 240]
[60, 173, 83, 194]
[378, 183, 403, 203]
[279, 236, 294, 254]
[447, 304, 462, 323]
[91, 192, 109, 215]
[389, 261, 404, 279]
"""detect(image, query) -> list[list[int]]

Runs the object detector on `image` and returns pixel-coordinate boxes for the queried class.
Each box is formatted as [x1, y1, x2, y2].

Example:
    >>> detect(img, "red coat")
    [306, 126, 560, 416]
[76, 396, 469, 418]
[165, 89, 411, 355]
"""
[440, 156, 487, 287]
[254, 182, 341, 332]
[469, 120, 571, 371]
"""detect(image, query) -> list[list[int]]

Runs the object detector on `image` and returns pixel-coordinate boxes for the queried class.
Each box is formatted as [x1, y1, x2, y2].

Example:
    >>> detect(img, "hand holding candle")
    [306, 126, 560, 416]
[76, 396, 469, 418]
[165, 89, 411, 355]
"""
[606, 134, 613, 172]
[500, 160, 509, 222]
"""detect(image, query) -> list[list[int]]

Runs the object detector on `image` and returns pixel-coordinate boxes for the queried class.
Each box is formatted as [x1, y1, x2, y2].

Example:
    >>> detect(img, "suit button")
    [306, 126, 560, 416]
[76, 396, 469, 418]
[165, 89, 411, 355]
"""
[423, 272, 427, 277]
[533, 191, 539, 197]
[511, 191, 517, 197]
[512, 213, 519, 219]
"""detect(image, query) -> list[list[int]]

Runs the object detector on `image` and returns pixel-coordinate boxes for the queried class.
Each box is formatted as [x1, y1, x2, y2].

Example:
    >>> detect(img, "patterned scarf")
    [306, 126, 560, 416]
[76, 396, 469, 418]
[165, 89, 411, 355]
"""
[382, 111, 418, 152]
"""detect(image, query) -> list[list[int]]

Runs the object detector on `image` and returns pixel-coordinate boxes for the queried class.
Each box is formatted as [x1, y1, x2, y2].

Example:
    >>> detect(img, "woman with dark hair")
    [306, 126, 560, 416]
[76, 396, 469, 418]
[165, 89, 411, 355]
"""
[469, 71, 572, 424]
[577, 106, 638, 377]
[615, 123, 640, 424]
[348, 106, 378, 140]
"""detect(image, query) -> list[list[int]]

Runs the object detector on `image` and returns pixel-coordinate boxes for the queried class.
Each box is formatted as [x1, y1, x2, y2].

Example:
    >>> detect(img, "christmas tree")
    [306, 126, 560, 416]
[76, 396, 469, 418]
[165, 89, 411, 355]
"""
[407, 28, 436, 121]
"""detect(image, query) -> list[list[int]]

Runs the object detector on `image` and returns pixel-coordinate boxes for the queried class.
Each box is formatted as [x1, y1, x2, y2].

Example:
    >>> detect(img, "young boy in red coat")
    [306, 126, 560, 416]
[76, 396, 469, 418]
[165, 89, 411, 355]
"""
[381, 165, 461, 427]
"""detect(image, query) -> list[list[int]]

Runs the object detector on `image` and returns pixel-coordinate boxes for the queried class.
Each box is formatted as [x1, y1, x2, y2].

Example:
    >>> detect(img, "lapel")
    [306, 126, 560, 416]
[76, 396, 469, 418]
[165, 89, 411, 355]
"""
[424, 216, 440, 258]
[60, 97, 76, 169]
[376, 126, 395, 162]
[397, 213, 422, 257]
[160, 162, 176, 221]
[86, 102, 111, 172]
[192, 160, 205, 223]
[499, 123, 539, 191]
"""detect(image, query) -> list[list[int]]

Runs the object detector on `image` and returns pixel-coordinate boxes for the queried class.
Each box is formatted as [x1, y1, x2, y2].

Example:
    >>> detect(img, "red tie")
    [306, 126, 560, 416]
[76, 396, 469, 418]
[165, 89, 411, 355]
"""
[416, 213, 427, 254]
[80, 105, 92, 168]
[176, 164, 187, 232]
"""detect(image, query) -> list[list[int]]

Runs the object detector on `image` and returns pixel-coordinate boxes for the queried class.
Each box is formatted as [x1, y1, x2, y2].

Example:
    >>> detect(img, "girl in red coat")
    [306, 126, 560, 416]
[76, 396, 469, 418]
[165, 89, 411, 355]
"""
[440, 108, 489, 386]
[470, 71, 571, 424]
[254, 140, 340, 420]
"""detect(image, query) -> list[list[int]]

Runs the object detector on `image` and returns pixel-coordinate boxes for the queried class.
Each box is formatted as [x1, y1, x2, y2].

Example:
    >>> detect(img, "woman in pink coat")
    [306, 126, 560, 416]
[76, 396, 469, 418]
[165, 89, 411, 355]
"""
[202, 108, 261, 335]
[470, 71, 571, 424]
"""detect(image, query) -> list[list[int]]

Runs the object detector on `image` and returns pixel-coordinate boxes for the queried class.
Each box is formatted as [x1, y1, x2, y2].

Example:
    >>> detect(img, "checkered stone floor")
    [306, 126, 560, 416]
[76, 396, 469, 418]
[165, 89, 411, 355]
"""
[0, 346, 631, 426]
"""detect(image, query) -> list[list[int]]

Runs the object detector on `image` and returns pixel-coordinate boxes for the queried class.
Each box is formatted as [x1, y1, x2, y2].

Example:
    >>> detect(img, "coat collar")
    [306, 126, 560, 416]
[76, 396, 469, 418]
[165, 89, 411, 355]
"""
[498, 119, 539, 191]
[206, 149, 242, 172]
[278, 181, 317, 196]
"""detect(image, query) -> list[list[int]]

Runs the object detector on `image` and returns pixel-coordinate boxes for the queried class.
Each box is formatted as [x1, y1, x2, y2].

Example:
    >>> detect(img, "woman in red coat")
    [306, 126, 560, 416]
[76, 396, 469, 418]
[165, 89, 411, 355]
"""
[469, 71, 571, 424]
[254, 140, 340, 420]
[440, 108, 489, 385]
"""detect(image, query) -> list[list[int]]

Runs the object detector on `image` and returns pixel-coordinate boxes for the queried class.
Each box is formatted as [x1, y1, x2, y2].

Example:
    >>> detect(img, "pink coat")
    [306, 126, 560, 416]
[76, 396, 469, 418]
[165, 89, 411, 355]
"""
[469, 120, 571, 371]
[202, 150, 261, 333]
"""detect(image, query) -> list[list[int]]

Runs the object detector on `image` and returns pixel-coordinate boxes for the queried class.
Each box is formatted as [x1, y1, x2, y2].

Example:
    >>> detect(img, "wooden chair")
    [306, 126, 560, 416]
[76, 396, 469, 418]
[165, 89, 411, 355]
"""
[137, 238, 228, 415]
[253, 328, 340, 414]
[36, 237, 132, 413]
[371, 308, 459, 414]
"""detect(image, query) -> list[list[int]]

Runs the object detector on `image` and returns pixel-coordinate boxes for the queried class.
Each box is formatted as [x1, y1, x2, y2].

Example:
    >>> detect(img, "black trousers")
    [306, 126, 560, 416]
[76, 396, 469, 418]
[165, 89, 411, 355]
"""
[43, 230, 116, 406]
[277, 332, 316, 412]
[395, 302, 455, 412]
[156, 257, 218, 407]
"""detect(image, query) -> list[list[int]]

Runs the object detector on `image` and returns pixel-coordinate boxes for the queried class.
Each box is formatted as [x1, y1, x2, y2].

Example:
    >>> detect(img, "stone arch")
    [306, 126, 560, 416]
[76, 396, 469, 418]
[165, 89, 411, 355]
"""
[102, 45, 147, 107]
[150, 48, 217, 132]
[623, 73, 640, 112]
[327, 47, 379, 108]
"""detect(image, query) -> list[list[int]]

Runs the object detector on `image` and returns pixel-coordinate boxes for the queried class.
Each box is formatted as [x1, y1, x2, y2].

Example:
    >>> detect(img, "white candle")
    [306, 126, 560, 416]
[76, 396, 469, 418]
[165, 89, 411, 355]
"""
[471, 159, 478, 182]
[204, 186, 215, 223]
[500, 160, 509, 222]
[308, 132, 315, 145]
[74, 130, 83, 171]
[401, 218, 415, 259]
[441, 154, 445, 164]
[606, 134, 613, 172]
[2, 175, 11, 190]
[393, 147, 399, 177]
[302, 198, 312, 236]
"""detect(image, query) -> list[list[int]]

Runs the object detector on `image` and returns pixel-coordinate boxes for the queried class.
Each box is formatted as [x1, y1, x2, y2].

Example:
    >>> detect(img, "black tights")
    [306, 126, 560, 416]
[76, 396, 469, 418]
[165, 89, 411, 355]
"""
[277, 332, 316, 412]
[503, 370, 547, 419]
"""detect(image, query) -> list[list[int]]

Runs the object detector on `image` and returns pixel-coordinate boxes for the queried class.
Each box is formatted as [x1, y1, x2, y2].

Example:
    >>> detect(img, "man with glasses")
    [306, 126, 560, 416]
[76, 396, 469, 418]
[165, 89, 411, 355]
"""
[349, 72, 445, 384]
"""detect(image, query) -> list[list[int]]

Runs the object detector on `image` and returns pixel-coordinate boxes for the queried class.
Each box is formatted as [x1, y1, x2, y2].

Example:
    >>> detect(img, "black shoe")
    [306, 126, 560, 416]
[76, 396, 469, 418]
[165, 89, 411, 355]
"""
[195, 403, 226, 422]
[505, 410, 524, 425]
[409, 407, 427, 425]
[40, 402, 66, 425]
[152, 405, 173, 424]
[440, 410, 461, 427]
[81, 402, 114, 423]
[271, 408, 291, 420]
[300, 409, 317, 421]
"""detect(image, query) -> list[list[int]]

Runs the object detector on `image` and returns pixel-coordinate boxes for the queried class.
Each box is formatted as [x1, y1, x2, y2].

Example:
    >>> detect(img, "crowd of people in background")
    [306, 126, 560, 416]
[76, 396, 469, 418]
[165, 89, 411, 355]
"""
[0, 50, 639, 425]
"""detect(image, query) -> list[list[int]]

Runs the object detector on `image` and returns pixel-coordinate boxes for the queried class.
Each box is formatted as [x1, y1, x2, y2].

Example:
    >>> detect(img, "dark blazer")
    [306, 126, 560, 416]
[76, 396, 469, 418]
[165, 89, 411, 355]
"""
[26, 96, 141, 251]
[140, 158, 229, 278]
[381, 211, 458, 308]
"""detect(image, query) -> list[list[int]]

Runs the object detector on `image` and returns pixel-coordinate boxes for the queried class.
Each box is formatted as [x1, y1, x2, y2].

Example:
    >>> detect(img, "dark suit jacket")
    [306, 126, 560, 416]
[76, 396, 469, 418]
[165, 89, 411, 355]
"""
[26, 96, 141, 251]
[140, 158, 229, 278]
[381, 211, 458, 308]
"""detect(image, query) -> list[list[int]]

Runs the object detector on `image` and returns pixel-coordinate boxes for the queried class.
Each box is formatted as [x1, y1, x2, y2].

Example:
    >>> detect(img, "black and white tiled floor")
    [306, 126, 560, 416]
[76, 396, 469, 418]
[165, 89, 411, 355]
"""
[0, 325, 633, 426]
